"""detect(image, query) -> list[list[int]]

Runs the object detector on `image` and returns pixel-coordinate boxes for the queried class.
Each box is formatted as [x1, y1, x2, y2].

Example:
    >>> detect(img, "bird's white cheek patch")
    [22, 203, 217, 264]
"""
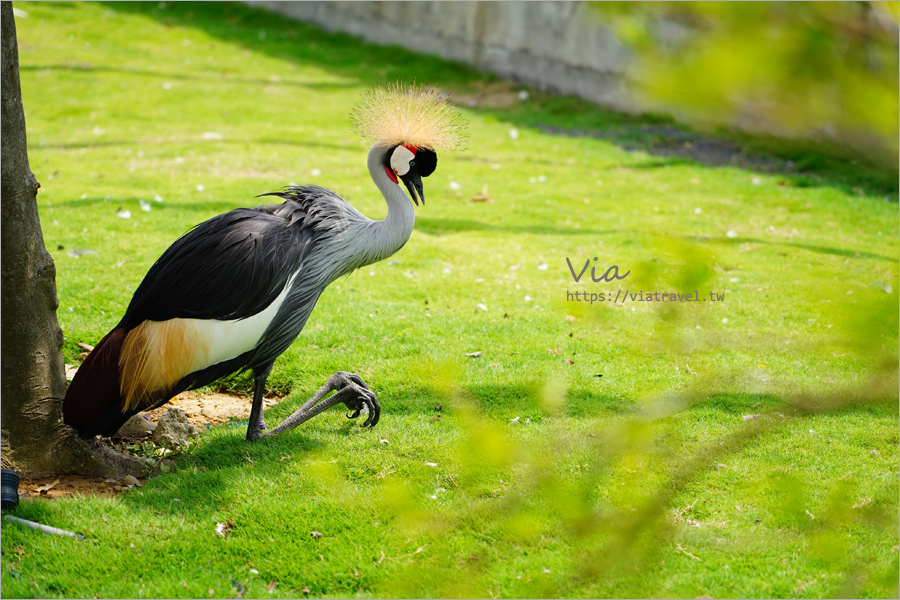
[390, 145, 416, 177]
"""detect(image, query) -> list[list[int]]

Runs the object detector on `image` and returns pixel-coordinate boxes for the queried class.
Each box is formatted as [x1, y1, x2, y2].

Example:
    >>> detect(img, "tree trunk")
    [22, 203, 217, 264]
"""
[1, 0, 143, 477]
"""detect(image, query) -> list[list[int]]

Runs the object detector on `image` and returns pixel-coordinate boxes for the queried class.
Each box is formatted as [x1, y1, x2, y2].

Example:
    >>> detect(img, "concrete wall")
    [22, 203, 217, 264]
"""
[247, 1, 641, 113]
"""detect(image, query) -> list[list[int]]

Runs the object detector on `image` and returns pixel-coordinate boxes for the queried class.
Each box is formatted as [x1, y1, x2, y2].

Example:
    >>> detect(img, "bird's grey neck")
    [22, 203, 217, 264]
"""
[364, 144, 415, 263]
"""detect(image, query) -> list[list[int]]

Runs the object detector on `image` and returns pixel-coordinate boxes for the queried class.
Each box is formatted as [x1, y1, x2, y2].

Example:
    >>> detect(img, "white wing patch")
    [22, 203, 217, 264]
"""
[189, 280, 293, 368]
[390, 145, 415, 177]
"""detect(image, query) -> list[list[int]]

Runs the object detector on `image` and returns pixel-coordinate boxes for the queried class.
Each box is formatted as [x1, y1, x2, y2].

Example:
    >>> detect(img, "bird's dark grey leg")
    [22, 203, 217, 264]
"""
[248, 371, 380, 441]
[246, 366, 272, 441]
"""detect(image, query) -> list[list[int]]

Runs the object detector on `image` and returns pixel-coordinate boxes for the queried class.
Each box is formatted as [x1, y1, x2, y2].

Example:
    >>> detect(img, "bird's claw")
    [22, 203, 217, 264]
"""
[343, 384, 380, 428]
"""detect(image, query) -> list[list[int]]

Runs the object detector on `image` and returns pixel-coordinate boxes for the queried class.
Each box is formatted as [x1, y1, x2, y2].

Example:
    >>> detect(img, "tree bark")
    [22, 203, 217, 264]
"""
[1, 1, 143, 477]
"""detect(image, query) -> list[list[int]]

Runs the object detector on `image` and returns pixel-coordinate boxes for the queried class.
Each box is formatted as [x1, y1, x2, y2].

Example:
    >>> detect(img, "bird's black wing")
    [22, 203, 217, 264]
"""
[120, 199, 313, 328]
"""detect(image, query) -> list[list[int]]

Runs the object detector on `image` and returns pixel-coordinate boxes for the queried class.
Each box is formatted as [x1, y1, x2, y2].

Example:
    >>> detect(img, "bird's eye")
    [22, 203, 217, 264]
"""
[409, 160, 416, 167]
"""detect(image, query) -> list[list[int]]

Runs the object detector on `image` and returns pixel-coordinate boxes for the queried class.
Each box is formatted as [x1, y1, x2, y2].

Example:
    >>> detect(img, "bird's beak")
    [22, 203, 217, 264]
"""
[401, 172, 425, 207]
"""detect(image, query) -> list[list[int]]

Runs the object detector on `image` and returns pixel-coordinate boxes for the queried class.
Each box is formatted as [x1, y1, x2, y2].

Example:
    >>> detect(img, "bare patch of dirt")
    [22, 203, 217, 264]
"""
[434, 81, 523, 110]
[144, 390, 280, 431]
[18, 475, 124, 500]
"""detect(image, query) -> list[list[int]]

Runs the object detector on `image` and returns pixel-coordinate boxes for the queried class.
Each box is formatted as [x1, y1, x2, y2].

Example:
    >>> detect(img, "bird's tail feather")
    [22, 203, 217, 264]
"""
[63, 328, 133, 438]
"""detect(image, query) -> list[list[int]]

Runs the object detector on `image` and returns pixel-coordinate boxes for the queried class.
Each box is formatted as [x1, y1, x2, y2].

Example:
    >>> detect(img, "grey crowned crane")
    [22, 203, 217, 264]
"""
[63, 84, 465, 441]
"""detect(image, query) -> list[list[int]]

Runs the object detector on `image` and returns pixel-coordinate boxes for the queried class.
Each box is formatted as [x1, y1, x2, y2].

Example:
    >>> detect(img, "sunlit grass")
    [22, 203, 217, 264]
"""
[2, 2, 898, 598]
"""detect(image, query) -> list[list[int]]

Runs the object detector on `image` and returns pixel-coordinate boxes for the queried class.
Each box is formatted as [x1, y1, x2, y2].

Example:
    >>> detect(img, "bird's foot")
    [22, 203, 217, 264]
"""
[342, 384, 380, 428]
[256, 378, 381, 439]
[327, 372, 379, 427]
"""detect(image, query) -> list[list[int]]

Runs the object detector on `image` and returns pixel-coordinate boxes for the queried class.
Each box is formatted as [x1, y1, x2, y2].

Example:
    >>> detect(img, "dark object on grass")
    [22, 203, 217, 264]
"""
[62, 84, 465, 443]
[1, 469, 20, 510]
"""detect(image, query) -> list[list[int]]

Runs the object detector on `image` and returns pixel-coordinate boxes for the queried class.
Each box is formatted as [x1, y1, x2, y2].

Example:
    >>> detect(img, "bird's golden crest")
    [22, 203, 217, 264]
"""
[352, 83, 466, 150]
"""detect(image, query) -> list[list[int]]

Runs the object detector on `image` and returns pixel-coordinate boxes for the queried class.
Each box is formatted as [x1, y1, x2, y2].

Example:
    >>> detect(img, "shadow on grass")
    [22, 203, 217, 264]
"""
[99, 1, 899, 200]
[125, 377, 629, 512]
[118, 386, 896, 520]
[21, 63, 359, 91]
[37, 136, 358, 154]
[692, 235, 900, 263]
[414, 216, 624, 238]
[120, 427, 329, 516]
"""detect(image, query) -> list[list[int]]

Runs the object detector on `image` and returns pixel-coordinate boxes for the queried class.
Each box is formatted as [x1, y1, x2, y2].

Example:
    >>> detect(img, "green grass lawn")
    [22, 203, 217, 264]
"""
[3, 2, 898, 598]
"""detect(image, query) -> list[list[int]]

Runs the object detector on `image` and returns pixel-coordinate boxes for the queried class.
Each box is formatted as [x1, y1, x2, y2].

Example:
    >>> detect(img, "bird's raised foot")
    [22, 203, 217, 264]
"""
[342, 383, 381, 428]
[327, 371, 379, 427]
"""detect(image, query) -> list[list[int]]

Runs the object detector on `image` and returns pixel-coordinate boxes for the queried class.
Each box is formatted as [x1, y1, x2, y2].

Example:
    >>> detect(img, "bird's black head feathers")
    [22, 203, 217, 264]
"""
[413, 148, 437, 177]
